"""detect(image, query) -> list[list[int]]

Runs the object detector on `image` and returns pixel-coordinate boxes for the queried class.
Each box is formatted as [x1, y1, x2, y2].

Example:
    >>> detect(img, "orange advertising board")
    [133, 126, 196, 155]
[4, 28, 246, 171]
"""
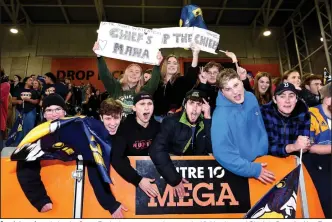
[51, 58, 153, 92]
[0, 156, 325, 218]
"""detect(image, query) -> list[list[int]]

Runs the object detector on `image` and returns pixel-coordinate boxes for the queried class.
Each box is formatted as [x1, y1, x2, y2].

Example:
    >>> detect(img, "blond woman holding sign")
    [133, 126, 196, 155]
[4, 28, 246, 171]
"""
[93, 42, 163, 118]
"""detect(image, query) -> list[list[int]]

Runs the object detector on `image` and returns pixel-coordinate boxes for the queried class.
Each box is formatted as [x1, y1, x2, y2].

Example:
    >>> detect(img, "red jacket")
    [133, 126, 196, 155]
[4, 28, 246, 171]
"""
[0, 82, 10, 131]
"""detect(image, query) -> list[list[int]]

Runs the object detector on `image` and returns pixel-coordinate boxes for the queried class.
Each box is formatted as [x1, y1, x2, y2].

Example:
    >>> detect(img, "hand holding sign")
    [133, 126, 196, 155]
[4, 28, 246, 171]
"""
[93, 41, 100, 57]
[156, 51, 163, 66]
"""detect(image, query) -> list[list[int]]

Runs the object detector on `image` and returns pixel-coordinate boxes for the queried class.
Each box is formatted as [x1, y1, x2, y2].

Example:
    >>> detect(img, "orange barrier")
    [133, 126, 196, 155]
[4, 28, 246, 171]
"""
[1, 155, 325, 218]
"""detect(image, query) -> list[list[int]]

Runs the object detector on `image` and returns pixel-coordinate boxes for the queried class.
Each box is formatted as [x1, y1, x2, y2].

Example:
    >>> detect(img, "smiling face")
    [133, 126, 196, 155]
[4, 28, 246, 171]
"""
[273, 91, 297, 117]
[166, 57, 179, 75]
[221, 78, 245, 104]
[101, 114, 121, 135]
[132, 99, 154, 126]
[258, 76, 270, 94]
[33, 80, 40, 90]
[44, 105, 66, 121]
[126, 64, 142, 84]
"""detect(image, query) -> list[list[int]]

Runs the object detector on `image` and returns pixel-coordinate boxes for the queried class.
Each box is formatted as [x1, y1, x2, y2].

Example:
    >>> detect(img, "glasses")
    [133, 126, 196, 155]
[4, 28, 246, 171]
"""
[208, 71, 218, 76]
[44, 108, 63, 114]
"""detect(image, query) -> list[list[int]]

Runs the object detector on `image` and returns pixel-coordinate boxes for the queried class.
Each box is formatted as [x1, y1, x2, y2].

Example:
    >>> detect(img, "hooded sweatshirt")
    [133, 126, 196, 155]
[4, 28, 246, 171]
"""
[111, 114, 160, 186]
[211, 91, 268, 178]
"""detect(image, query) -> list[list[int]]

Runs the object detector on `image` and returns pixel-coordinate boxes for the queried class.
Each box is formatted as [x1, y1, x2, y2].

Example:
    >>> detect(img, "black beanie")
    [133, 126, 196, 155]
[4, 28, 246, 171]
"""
[42, 94, 66, 110]
[45, 72, 57, 83]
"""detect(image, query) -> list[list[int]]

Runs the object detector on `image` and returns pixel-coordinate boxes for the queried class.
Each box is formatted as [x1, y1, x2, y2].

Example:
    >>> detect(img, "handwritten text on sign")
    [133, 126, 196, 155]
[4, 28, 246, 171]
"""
[95, 22, 221, 64]
[95, 22, 162, 65]
[135, 159, 250, 215]
[154, 27, 220, 54]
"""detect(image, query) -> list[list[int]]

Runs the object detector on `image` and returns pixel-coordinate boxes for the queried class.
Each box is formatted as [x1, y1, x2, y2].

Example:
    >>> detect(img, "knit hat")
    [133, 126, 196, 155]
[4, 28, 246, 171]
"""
[42, 94, 66, 110]
[274, 82, 298, 96]
[44, 72, 57, 84]
[133, 92, 153, 105]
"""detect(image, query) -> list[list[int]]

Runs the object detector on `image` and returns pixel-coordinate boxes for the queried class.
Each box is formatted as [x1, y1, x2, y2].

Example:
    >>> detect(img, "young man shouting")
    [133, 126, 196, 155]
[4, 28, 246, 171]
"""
[150, 89, 212, 198]
[211, 68, 273, 184]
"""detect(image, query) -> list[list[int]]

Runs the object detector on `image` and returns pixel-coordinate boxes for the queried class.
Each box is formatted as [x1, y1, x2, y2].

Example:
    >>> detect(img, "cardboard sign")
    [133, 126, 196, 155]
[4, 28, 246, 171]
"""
[95, 22, 162, 65]
[154, 27, 220, 54]
[135, 159, 250, 215]
[155, 27, 194, 49]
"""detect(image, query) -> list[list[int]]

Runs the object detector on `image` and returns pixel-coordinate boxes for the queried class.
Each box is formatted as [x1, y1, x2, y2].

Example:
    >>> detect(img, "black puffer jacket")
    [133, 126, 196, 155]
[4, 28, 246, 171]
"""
[149, 111, 212, 186]
[298, 88, 321, 107]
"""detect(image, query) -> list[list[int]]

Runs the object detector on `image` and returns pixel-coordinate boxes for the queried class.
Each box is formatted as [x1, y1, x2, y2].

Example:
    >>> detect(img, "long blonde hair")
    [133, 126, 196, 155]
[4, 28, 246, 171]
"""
[120, 63, 144, 93]
[161, 54, 181, 85]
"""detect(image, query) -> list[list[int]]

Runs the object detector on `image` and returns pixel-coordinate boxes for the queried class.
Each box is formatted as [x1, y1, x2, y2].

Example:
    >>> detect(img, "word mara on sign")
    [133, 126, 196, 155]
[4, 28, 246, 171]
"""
[112, 43, 150, 59]
[148, 182, 239, 207]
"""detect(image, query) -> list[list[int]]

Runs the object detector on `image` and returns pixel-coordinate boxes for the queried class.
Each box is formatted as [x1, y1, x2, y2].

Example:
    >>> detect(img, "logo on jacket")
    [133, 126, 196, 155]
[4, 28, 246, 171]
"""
[133, 139, 152, 150]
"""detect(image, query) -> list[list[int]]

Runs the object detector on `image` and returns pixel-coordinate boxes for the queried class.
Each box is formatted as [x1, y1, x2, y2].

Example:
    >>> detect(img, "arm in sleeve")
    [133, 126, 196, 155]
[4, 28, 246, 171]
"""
[203, 118, 212, 153]
[149, 118, 182, 186]
[86, 163, 121, 214]
[111, 136, 142, 187]
[97, 57, 121, 97]
[261, 110, 289, 157]
[141, 65, 161, 94]
[183, 66, 199, 92]
[211, 109, 262, 178]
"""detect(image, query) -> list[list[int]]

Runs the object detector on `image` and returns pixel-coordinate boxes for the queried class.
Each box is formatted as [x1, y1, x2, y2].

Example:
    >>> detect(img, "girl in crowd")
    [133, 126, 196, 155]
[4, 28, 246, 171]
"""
[282, 69, 301, 90]
[253, 72, 273, 106]
[93, 42, 162, 118]
[153, 44, 200, 121]
[82, 86, 99, 119]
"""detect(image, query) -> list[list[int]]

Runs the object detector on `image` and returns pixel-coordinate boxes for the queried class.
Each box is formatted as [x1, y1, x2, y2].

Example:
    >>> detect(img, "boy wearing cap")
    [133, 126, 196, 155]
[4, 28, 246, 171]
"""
[303, 83, 331, 218]
[150, 89, 212, 198]
[261, 82, 311, 157]
[211, 68, 273, 184]
[111, 92, 160, 197]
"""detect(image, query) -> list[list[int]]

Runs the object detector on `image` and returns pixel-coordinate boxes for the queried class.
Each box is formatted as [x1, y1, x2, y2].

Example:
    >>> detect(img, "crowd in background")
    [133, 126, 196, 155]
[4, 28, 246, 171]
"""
[0, 43, 331, 218]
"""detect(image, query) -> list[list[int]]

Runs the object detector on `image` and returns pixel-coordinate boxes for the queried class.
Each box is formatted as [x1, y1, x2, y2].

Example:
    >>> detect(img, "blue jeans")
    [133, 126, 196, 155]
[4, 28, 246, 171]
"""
[13, 109, 36, 146]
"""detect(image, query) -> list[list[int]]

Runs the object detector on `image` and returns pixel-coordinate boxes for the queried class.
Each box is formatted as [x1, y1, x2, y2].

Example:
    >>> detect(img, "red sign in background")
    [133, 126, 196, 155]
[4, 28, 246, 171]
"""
[51, 57, 280, 92]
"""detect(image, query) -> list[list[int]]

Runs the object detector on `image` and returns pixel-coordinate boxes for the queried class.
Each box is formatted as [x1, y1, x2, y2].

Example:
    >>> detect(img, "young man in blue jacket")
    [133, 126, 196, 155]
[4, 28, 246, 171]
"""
[211, 68, 275, 185]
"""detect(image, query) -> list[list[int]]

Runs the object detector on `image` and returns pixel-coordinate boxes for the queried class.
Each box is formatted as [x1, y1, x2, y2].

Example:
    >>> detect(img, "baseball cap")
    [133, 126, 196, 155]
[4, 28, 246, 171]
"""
[133, 92, 153, 105]
[185, 89, 206, 103]
[274, 82, 298, 96]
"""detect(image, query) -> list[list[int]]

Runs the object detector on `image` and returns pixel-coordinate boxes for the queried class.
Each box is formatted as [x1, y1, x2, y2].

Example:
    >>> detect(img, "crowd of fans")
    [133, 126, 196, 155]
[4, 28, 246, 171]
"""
[0, 43, 330, 218]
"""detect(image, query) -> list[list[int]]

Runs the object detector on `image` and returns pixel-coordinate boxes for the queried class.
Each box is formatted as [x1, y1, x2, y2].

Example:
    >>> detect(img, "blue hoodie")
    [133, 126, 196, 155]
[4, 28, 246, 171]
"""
[211, 91, 268, 178]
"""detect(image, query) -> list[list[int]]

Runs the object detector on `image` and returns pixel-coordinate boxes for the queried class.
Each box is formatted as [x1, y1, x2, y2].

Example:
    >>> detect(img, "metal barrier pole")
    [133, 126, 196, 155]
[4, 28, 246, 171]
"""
[296, 156, 309, 218]
[72, 155, 85, 219]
